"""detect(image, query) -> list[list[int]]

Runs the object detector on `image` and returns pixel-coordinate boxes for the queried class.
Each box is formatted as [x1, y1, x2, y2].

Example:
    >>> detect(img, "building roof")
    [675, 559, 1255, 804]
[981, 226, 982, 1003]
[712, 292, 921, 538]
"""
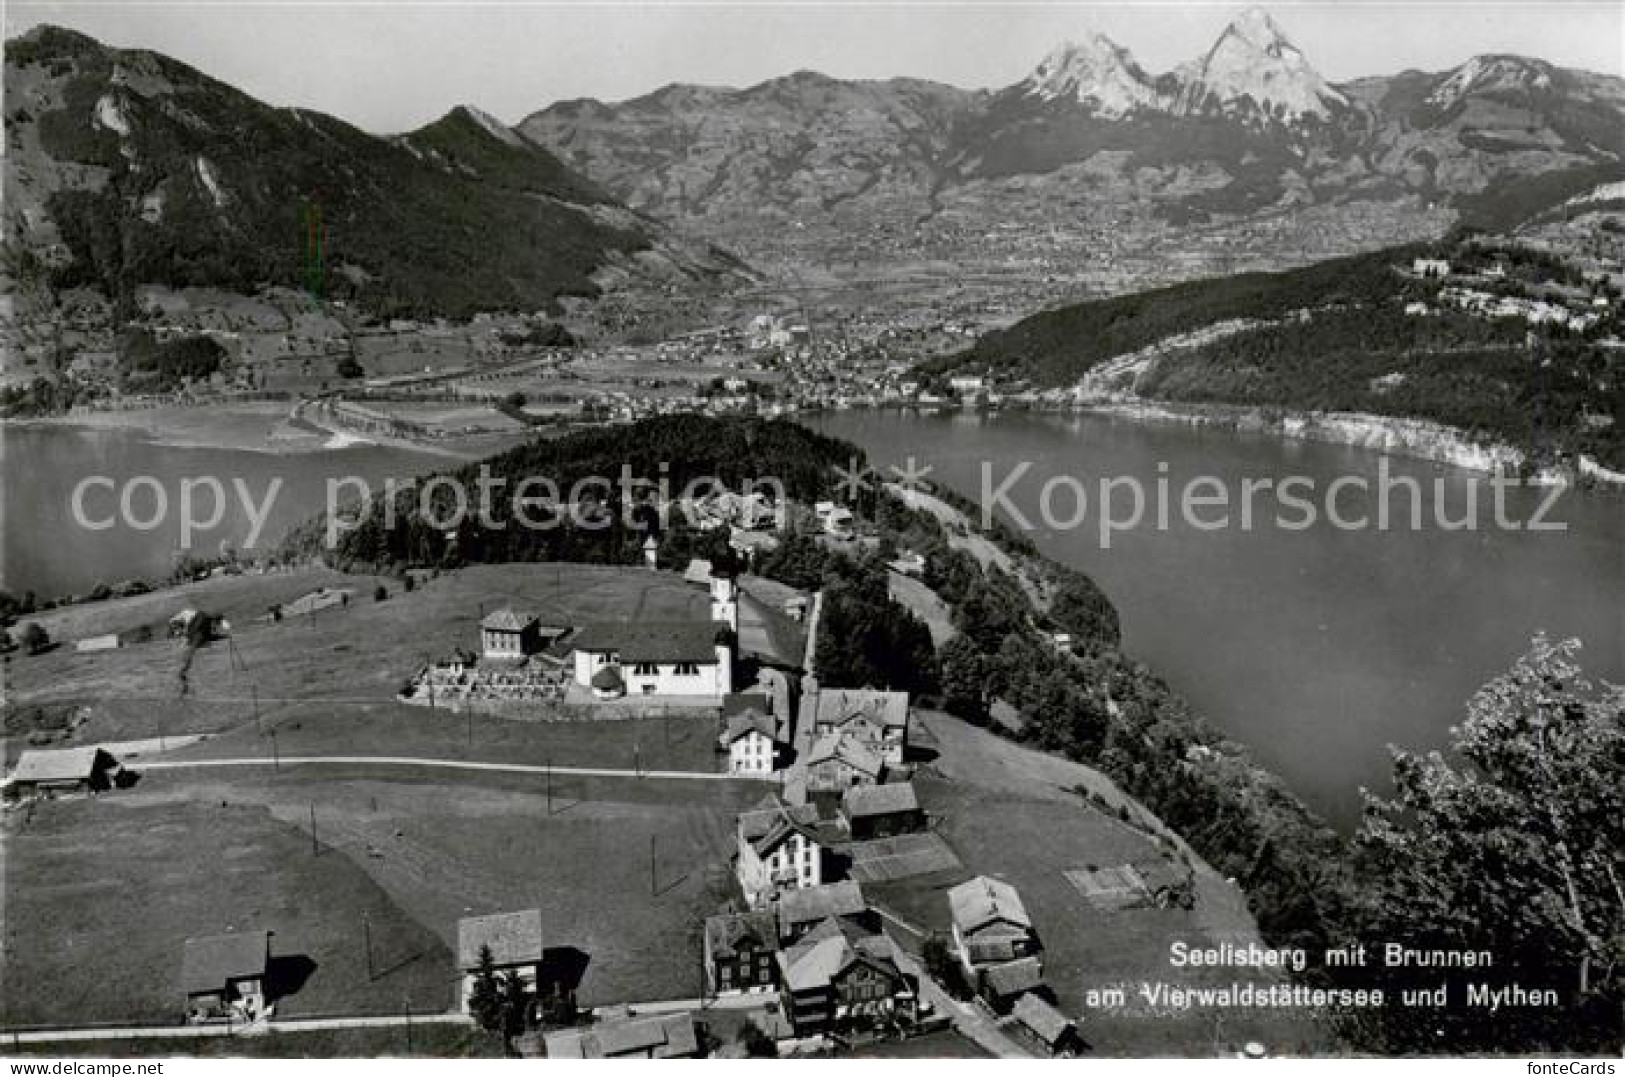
[573, 621, 722, 665]
[704, 910, 779, 961]
[778, 928, 903, 993]
[777, 880, 866, 936]
[726, 706, 778, 744]
[948, 876, 1032, 935]
[457, 909, 545, 970]
[480, 608, 535, 632]
[545, 1013, 698, 1059]
[1012, 993, 1075, 1046]
[803, 732, 882, 778]
[841, 781, 919, 820]
[815, 688, 909, 731]
[982, 956, 1044, 999]
[181, 931, 270, 995]
[9, 747, 108, 785]
[738, 795, 820, 856]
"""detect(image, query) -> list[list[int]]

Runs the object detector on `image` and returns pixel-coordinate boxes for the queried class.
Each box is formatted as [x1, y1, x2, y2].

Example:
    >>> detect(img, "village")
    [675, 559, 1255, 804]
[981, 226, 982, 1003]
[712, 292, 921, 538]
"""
[0, 478, 1316, 1059]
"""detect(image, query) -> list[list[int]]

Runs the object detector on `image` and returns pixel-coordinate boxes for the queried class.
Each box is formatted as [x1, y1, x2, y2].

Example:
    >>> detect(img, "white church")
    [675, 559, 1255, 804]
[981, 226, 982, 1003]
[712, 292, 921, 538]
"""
[569, 561, 740, 701]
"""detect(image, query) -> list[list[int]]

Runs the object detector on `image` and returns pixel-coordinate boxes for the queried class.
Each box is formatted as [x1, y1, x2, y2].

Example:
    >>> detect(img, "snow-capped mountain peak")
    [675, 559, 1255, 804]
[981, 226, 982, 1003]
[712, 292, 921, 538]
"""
[1174, 5, 1347, 125]
[1021, 31, 1163, 117]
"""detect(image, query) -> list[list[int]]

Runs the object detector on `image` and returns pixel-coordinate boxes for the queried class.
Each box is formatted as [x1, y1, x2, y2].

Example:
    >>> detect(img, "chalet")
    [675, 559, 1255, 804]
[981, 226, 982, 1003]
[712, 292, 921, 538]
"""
[737, 795, 824, 907]
[806, 688, 909, 765]
[1412, 257, 1452, 278]
[182, 930, 271, 1022]
[457, 909, 546, 1012]
[776, 920, 917, 1038]
[722, 695, 783, 777]
[571, 621, 732, 699]
[841, 782, 923, 840]
[5, 747, 119, 798]
[704, 910, 780, 995]
[1012, 993, 1083, 1057]
[544, 1013, 700, 1059]
[947, 876, 1040, 982]
[480, 609, 545, 660]
[776, 880, 876, 944]
[799, 732, 883, 794]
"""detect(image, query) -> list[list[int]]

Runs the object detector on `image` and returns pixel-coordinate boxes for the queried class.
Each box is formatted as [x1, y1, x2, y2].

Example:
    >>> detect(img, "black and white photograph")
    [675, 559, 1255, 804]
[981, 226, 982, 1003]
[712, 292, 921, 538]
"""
[0, 0, 1621, 1063]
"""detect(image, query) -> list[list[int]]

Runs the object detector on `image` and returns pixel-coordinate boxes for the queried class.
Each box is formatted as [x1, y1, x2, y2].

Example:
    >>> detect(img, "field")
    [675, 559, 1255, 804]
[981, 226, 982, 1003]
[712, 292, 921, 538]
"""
[6, 563, 717, 765]
[2, 766, 762, 1027]
[1, 794, 456, 1026]
[871, 712, 1332, 1057]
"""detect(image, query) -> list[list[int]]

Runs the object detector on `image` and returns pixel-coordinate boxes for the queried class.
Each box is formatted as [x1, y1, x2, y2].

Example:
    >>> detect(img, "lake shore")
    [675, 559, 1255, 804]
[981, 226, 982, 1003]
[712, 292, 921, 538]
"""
[7, 401, 510, 461]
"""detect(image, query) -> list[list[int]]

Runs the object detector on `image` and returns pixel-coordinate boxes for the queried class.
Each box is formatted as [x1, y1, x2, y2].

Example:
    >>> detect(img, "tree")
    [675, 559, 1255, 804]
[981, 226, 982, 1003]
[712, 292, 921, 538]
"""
[336, 355, 364, 379]
[468, 945, 504, 1033]
[1345, 635, 1623, 1054]
[373, 584, 389, 602]
[18, 622, 49, 656]
[938, 634, 989, 724]
[500, 969, 531, 1041]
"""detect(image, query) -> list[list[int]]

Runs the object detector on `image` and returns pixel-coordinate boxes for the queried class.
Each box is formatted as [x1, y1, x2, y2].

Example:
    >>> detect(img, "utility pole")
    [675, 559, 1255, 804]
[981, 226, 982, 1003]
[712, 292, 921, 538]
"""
[270, 729, 280, 771]
[404, 997, 413, 1053]
[309, 801, 318, 856]
[363, 913, 374, 981]
[546, 757, 552, 815]
[649, 833, 657, 897]
[252, 684, 261, 736]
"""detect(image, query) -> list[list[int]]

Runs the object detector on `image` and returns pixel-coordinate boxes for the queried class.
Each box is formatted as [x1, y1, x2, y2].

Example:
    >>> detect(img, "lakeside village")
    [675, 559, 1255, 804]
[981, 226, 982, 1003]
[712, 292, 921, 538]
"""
[17, 236, 1622, 435]
[1, 494, 1113, 1059]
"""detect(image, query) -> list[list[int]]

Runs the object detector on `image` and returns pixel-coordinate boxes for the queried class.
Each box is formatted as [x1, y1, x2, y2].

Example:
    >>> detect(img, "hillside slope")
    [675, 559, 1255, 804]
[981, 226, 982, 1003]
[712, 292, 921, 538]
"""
[2, 25, 743, 321]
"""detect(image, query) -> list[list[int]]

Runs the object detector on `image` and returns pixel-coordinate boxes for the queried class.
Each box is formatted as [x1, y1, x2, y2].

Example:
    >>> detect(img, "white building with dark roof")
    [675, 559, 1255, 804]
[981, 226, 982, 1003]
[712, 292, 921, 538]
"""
[722, 694, 783, 777]
[571, 621, 732, 699]
[737, 794, 824, 907]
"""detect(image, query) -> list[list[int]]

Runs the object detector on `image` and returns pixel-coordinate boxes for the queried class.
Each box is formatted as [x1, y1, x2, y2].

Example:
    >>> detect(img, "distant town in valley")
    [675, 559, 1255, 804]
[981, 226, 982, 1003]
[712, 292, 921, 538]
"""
[1, 4, 1621, 1062]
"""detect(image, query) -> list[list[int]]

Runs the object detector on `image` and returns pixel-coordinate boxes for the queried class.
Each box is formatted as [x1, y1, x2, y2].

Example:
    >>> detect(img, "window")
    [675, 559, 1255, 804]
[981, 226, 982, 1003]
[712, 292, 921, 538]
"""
[633, 662, 657, 676]
[674, 662, 701, 677]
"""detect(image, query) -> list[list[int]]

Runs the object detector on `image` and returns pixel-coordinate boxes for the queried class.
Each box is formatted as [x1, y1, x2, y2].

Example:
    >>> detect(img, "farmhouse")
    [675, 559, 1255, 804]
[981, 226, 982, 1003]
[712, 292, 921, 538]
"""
[947, 875, 1041, 980]
[737, 795, 824, 907]
[776, 920, 917, 1038]
[457, 909, 546, 1012]
[5, 747, 120, 798]
[798, 732, 884, 794]
[544, 1012, 700, 1059]
[806, 688, 909, 765]
[722, 694, 785, 777]
[181, 930, 271, 1022]
[480, 608, 546, 659]
[703, 910, 780, 995]
[840, 782, 923, 840]
[571, 621, 732, 700]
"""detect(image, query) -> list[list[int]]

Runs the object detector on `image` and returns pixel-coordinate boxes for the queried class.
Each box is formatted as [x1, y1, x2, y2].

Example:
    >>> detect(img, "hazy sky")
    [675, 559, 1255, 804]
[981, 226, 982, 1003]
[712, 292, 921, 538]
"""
[8, 1, 1622, 133]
